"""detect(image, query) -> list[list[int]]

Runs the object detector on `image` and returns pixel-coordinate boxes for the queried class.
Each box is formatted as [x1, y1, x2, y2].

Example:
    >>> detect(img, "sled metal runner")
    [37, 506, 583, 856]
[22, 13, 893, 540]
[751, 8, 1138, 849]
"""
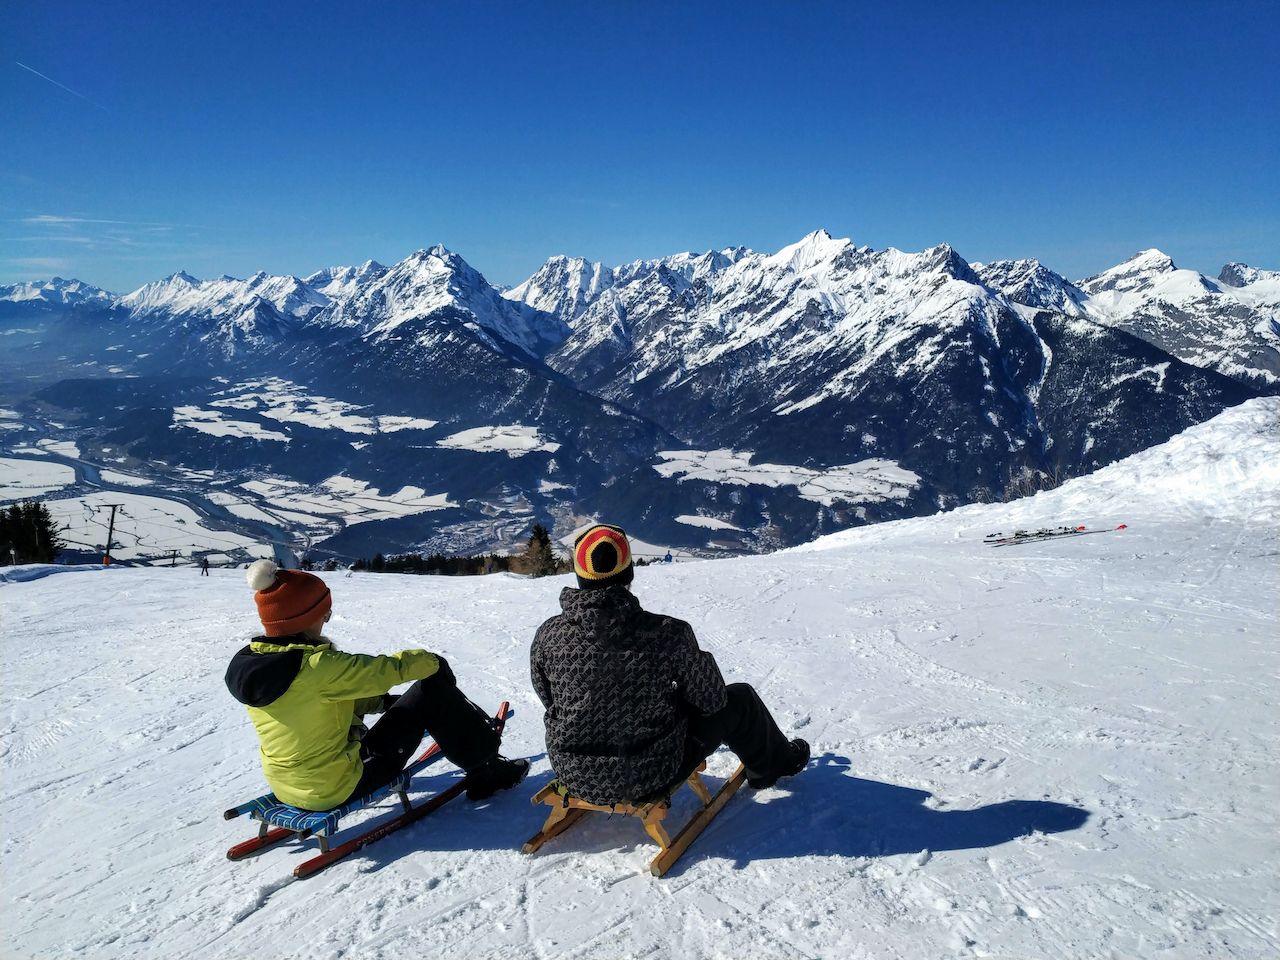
[224, 701, 509, 878]
[522, 760, 747, 877]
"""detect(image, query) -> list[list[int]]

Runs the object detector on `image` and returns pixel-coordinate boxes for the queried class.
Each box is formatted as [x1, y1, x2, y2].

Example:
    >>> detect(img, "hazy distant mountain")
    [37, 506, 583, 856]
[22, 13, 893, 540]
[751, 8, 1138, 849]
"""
[0, 276, 114, 309]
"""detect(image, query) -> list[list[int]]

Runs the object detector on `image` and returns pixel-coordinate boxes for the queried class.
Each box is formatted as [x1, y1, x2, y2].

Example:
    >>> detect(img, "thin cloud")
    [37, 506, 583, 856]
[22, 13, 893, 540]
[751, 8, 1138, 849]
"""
[23, 215, 127, 225]
[14, 61, 107, 111]
[20, 215, 171, 227]
[7, 257, 72, 271]
[0, 235, 98, 245]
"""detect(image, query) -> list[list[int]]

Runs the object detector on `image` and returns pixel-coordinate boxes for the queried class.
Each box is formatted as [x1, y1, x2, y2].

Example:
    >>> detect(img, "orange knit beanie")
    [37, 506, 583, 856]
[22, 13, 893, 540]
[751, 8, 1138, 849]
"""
[246, 559, 332, 637]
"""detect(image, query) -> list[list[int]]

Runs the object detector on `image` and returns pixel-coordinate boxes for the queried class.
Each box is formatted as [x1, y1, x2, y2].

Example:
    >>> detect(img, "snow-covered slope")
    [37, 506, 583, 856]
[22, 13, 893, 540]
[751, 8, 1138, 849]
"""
[2, 400, 1276, 959]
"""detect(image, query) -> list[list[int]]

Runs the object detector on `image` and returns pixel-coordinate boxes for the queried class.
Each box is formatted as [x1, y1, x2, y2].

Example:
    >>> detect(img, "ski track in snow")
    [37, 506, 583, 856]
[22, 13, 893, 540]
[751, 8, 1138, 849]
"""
[2, 404, 1279, 959]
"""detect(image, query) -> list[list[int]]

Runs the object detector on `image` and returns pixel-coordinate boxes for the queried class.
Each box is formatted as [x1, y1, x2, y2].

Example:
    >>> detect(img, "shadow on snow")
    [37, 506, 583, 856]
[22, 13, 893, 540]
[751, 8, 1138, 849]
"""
[288, 750, 1089, 878]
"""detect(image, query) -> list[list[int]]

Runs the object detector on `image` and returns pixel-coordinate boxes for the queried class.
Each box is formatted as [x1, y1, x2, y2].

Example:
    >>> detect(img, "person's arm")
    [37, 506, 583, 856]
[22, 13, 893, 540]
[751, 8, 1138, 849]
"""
[530, 627, 553, 711]
[673, 622, 728, 715]
[351, 693, 393, 716]
[311, 648, 439, 702]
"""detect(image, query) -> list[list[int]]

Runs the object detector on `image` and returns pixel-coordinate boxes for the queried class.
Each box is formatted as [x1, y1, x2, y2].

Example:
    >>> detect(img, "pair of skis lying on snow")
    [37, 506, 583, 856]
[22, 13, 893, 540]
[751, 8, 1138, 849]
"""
[224, 701, 744, 878]
[984, 523, 1127, 547]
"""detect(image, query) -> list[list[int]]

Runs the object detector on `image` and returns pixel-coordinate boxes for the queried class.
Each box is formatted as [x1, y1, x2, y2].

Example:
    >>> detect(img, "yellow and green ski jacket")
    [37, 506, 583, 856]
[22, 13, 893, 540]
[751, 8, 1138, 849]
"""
[225, 635, 439, 810]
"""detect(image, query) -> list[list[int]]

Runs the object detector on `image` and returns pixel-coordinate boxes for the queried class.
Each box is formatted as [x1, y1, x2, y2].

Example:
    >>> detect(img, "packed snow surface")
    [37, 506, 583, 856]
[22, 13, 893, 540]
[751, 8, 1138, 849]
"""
[1, 400, 1277, 959]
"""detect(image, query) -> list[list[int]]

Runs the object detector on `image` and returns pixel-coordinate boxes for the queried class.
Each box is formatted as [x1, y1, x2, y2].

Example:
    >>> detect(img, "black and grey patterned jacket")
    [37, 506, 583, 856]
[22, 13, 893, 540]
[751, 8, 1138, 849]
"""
[530, 585, 728, 804]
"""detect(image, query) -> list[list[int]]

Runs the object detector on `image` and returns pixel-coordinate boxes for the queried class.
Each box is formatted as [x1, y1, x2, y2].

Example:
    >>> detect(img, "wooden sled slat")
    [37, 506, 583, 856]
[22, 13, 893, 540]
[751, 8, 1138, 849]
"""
[521, 806, 587, 854]
[648, 763, 745, 876]
[522, 761, 746, 876]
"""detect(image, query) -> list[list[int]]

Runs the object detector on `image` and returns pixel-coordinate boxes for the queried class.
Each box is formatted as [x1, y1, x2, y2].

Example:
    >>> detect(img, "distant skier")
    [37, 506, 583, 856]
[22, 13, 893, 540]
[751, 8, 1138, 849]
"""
[200, 557, 210, 576]
[530, 524, 808, 805]
[663, 550, 673, 563]
[225, 560, 528, 812]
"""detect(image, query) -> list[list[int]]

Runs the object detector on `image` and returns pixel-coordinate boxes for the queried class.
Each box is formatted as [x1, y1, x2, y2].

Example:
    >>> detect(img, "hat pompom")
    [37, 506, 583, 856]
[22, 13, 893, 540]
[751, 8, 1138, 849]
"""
[246, 559, 279, 592]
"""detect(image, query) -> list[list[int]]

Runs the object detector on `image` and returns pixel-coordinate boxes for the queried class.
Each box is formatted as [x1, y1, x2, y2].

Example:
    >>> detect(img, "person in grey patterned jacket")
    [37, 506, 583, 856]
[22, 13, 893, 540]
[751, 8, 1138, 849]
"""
[530, 523, 809, 805]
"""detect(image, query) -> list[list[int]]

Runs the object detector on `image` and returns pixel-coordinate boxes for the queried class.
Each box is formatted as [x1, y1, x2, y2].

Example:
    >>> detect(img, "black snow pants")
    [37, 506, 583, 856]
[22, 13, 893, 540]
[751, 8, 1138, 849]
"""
[342, 658, 500, 803]
[673, 681, 794, 788]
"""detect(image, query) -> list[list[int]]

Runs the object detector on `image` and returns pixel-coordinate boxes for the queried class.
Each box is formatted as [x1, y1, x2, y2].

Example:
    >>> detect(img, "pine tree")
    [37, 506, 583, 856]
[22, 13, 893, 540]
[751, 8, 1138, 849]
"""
[0, 500, 65, 565]
[522, 523, 557, 577]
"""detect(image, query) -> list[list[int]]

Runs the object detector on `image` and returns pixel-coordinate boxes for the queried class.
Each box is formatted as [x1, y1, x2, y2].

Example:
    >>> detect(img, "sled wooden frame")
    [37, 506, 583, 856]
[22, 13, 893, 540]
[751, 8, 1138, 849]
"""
[521, 760, 747, 876]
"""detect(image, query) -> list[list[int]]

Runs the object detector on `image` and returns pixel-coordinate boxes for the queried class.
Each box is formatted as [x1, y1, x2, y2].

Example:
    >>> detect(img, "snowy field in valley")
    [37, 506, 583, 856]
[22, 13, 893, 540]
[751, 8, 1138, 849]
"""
[435, 424, 561, 457]
[1, 400, 1277, 959]
[0, 457, 75, 498]
[654, 449, 920, 507]
[209, 378, 438, 435]
[41, 491, 275, 565]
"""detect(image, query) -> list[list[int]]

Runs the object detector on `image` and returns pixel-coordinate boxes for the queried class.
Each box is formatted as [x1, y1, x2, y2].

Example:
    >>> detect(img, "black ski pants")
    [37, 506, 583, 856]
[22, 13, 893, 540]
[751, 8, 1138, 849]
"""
[343, 657, 499, 804]
[674, 681, 794, 786]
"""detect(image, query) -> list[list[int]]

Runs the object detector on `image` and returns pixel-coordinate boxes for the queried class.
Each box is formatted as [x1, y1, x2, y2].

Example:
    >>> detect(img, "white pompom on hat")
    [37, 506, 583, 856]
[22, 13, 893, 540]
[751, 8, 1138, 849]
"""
[246, 559, 279, 592]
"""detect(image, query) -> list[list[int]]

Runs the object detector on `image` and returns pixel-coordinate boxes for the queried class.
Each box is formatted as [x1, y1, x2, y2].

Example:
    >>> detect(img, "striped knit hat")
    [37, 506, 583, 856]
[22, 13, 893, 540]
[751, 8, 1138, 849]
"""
[573, 523, 634, 591]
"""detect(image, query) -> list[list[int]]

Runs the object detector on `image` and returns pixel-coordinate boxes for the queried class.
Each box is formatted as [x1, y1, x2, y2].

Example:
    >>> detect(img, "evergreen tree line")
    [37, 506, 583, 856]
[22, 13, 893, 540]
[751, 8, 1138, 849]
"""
[309, 524, 573, 578]
[0, 501, 65, 565]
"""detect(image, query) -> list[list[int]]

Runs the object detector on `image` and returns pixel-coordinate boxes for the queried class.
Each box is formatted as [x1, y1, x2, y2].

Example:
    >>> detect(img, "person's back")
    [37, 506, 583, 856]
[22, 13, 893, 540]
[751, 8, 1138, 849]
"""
[532, 583, 725, 803]
[531, 524, 808, 806]
[227, 560, 528, 810]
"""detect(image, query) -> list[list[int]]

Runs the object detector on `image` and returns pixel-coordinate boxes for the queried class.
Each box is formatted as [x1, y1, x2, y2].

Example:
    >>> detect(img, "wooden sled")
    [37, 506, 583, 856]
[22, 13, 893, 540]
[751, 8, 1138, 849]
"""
[521, 760, 746, 876]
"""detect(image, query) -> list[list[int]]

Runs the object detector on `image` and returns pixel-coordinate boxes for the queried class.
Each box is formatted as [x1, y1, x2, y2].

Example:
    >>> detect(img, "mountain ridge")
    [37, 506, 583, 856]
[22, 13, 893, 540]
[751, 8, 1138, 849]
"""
[1, 233, 1267, 559]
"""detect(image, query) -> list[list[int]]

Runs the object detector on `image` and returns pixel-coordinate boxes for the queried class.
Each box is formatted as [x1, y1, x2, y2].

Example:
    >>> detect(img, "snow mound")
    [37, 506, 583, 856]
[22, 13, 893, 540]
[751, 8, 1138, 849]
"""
[1017, 397, 1279, 522]
[0, 563, 110, 584]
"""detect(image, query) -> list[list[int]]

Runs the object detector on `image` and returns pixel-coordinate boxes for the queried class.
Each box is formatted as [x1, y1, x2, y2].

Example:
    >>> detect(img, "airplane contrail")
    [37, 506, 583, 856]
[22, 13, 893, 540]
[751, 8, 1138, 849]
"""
[15, 61, 107, 110]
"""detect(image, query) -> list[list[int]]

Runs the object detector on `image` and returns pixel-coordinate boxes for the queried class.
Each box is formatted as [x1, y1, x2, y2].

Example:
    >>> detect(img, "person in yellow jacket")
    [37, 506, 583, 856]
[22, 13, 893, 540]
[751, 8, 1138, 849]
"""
[225, 559, 527, 811]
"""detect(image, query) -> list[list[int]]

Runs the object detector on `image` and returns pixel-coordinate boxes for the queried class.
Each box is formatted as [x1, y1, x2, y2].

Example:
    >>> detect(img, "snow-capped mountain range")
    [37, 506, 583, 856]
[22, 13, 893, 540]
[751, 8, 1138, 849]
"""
[0, 232, 1271, 559]
[6, 234, 1271, 386]
[1, 276, 116, 307]
[976, 250, 1280, 386]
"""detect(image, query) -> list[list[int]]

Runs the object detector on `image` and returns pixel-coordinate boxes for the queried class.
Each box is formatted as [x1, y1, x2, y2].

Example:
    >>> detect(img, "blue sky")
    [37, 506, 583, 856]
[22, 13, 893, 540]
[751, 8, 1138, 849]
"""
[2, 1, 1277, 292]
